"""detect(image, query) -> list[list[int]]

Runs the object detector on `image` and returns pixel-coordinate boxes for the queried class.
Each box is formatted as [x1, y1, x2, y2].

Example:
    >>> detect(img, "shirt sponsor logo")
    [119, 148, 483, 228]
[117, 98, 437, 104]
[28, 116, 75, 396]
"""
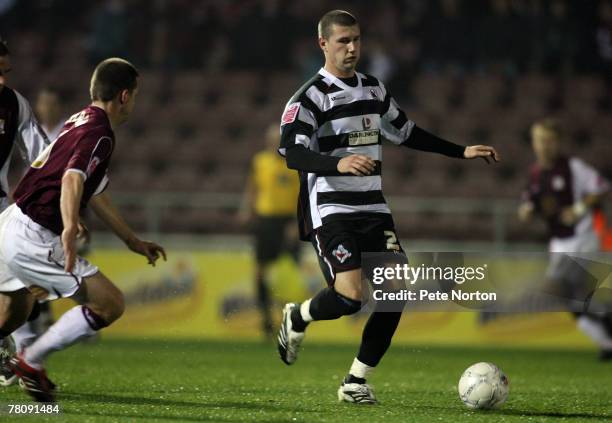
[281, 102, 300, 125]
[331, 95, 347, 101]
[370, 89, 378, 99]
[348, 129, 380, 146]
[362, 117, 372, 130]
[333, 244, 352, 264]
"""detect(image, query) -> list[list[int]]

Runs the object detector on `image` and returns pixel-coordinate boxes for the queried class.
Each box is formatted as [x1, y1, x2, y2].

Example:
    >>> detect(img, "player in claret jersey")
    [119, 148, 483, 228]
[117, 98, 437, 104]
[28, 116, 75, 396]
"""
[518, 118, 612, 361]
[0, 58, 166, 402]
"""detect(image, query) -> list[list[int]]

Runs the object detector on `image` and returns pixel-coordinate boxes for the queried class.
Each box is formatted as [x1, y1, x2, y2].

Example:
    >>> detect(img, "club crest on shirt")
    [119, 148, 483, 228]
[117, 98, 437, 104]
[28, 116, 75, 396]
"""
[552, 175, 565, 191]
[332, 244, 352, 264]
[0, 119, 4, 134]
[281, 102, 300, 125]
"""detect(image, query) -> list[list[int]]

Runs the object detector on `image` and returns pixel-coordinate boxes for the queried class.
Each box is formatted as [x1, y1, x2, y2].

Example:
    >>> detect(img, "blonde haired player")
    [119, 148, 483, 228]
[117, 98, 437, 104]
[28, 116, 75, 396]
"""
[519, 118, 612, 360]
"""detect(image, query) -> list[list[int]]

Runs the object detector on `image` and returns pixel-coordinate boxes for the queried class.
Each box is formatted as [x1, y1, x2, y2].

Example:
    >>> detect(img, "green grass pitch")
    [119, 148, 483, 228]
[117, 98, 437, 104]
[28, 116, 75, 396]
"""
[2, 339, 610, 422]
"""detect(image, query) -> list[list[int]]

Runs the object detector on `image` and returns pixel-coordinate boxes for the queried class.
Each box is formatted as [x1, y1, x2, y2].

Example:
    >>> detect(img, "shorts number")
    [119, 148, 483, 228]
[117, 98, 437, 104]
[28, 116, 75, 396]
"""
[384, 230, 400, 251]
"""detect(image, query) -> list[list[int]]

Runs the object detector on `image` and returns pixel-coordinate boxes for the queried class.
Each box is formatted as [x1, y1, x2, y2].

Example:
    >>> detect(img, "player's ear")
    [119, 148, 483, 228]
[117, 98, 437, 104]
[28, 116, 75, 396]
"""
[319, 37, 327, 52]
[119, 89, 129, 105]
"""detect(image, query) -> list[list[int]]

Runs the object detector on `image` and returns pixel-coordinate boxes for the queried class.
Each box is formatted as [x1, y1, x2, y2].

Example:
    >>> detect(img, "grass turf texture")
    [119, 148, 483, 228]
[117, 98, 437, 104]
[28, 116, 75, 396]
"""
[1, 339, 610, 422]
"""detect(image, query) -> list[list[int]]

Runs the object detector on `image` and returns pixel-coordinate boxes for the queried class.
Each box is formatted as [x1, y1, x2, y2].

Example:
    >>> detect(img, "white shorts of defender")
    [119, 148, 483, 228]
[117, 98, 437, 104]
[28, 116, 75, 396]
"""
[0, 204, 98, 300]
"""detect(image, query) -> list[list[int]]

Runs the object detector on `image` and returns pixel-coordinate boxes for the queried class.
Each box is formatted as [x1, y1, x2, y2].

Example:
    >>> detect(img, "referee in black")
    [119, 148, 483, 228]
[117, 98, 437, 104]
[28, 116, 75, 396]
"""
[276, 10, 500, 404]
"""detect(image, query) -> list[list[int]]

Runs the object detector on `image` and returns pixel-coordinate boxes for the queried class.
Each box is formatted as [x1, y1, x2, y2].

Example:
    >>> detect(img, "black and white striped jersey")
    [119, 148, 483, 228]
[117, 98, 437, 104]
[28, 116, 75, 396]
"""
[0, 87, 50, 210]
[279, 68, 414, 240]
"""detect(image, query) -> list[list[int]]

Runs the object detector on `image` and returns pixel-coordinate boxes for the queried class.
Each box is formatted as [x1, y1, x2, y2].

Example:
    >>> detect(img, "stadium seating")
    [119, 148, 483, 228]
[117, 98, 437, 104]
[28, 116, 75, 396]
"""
[7, 30, 610, 242]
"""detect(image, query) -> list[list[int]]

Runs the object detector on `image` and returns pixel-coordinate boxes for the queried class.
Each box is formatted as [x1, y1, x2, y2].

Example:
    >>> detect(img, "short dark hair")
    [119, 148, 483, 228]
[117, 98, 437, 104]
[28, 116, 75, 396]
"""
[0, 39, 9, 56]
[318, 10, 358, 39]
[89, 58, 139, 102]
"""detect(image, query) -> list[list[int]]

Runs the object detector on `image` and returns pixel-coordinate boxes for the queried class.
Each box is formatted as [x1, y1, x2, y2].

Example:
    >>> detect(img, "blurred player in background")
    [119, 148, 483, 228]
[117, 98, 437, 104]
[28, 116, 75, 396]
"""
[0, 39, 51, 386]
[518, 118, 612, 361]
[277, 10, 500, 403]
[0, 58, 166, 402]
[239, 123, 300, 338]
[35, 87, 65, 142]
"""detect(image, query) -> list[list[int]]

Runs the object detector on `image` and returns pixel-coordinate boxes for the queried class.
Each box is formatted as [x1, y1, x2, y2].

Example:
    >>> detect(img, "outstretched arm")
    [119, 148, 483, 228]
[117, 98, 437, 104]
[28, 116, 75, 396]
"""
[403, 126, 500, 163]
[90, 192, 166, 266]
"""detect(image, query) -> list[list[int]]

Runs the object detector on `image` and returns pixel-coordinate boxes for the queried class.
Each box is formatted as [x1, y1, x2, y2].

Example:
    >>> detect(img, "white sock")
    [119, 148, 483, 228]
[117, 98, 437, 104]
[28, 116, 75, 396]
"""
[11, 322, 37, 352]
[24, 306, 98, 368]
[300, 299, 313, 323]
[577, 315, 612, 349]
[349, 357, 374, 380]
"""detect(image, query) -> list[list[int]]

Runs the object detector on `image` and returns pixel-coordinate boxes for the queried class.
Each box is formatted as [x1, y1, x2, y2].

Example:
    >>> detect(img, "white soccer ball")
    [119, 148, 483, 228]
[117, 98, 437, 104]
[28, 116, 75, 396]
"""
[458, 362, 509, 409]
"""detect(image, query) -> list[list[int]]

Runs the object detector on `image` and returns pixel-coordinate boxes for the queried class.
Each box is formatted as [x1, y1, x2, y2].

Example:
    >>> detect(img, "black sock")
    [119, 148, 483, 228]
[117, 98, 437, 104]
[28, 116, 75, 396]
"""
[357, 311, 402, 367]
[345, 374, 366, 384]
[290, 287, 361, 332]
[27, 301, 41, 322]
[602, 313, 612, 338]
[290, 307, 308, 332]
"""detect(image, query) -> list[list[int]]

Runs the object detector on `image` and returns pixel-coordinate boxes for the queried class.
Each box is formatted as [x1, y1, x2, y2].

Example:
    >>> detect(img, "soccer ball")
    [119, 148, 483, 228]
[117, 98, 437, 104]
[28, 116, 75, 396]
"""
[458, 362, 509, 409]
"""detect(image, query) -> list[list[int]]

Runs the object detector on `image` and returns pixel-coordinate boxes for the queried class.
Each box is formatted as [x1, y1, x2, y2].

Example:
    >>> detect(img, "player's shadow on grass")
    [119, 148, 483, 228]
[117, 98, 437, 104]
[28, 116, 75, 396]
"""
[65, 411, 247, 423]
[411, 404, 608, 420]
[495, 409, 610, 420]
[60, 391, 308, 421]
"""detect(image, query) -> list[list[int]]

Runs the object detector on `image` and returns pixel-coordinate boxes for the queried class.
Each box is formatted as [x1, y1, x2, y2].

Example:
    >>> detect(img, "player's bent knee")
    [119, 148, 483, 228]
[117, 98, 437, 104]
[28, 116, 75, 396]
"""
[101, 291, 125, 324]
[112, 290, 125, 321]
[80, 273, 125, 324]
[86, 300, 123, 326]
[335, 290, 362, 315]
[334, 269, 364, 301]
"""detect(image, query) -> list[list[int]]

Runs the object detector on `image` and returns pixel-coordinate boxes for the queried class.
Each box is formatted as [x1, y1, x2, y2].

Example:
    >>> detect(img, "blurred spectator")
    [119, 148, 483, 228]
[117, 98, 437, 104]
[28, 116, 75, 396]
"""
[294, 37, 321, 80]
[86, 0, 129, 65]
[365, 39, 396, 83]
[479, 0, 524, 76]
[422, 0, 471, 73]
[596, 0, 612, 110]
[0, 0, 18, 35]
[540, 0, 577, 76]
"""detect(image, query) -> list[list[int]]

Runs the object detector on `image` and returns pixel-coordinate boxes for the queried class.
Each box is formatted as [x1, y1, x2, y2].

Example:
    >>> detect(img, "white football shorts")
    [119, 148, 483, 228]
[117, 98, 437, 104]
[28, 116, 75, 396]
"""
[0, 204, 98, 300]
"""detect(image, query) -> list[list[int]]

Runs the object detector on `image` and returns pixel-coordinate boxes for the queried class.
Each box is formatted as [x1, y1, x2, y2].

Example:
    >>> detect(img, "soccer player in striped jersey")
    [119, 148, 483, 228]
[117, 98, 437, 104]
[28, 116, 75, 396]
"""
[0, 39, 51, 387]
[276, 10, 500, 404]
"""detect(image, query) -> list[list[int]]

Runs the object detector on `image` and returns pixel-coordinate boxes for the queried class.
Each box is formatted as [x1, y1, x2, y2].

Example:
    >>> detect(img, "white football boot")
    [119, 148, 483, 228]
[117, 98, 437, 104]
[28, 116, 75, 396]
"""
[277, 303, 305, 365]
[337, 380, 378, 404]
